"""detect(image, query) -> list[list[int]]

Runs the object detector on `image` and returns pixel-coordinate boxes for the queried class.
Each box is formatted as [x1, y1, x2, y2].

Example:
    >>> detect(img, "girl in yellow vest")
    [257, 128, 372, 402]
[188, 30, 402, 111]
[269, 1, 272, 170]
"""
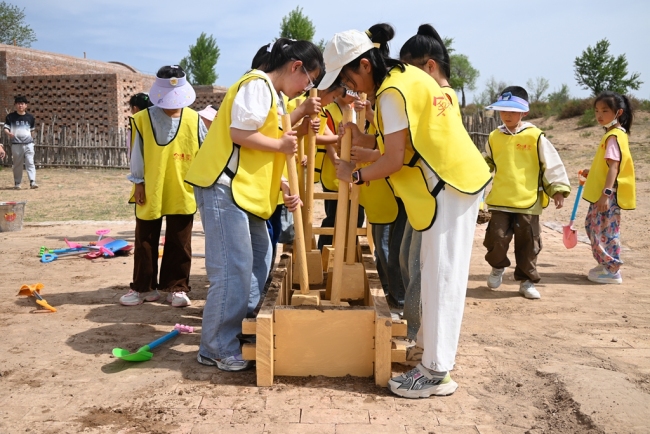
[185, 38, 323, 372]
[582, 91, 636, 284]
[483, 86, 570, 300]
[122, 65, 207, 308]
[319, 24, 491, 398]
[397, 23, 460, 363]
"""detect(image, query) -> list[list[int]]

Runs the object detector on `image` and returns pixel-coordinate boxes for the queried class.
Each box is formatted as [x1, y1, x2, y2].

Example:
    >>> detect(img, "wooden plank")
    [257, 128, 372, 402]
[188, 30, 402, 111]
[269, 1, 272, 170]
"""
[274, 306, 375, 377]
[314, 191, 338, 200]
[391, 319, 408, 337]
[242, 318, 256, 335]
[242, 343, 256, 361]
[313, 227, 367, 236]
[391, 339, 407, 363]
[304, 88, 318, 243]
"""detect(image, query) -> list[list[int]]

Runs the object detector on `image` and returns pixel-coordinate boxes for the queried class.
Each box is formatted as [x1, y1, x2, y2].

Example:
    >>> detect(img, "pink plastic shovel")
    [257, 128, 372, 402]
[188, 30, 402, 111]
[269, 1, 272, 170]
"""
[563, 171, 586, 249]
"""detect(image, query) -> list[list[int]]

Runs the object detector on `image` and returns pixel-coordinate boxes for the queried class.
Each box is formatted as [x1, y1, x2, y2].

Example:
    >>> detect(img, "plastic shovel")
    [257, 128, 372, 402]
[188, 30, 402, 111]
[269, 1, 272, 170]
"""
[112, 324, 194, 362]
[563, 171, 587, 249]
[17, 283, 57, 312]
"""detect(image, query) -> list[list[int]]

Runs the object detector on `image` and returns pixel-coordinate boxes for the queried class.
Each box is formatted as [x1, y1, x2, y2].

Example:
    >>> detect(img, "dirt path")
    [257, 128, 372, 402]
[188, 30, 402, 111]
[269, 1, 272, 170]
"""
[1, 218, 648, 434]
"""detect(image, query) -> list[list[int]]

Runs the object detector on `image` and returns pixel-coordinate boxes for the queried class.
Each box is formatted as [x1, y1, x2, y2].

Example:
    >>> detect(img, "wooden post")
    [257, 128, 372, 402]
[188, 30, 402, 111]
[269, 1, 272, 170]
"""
[329, 106, 354, 304]
[281, 114, 309, 294]
[304, 88, 318, 246]
[346, 93, 366, 264]
[295, 99, 305, 208]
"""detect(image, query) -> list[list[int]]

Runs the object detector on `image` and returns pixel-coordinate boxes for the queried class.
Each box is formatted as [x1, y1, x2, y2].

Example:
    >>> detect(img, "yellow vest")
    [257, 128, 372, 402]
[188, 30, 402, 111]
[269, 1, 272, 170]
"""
[375, 65, 491, 231]
[441, 86, 462, 116]
[583, 128, 636, 210]
[319, 102, 344, 191]
[128, 108, 199, 220]
[314, 112, 327, 184]
[184, 71, 285, 220]
[485, 127, 550, 210]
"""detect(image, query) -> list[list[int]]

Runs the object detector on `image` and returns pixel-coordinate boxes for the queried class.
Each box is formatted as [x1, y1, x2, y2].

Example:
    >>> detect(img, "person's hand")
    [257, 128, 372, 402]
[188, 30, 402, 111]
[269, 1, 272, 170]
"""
[301, 96, 321, 117]
[5, 131, 14, 139]
[134, 183, 146, 206]
[300, 155, 308, 166]
[596, 194, 609, 213]
[353, 99, 367, 113]
[350, 146, 378, 164]
[0, 146, 5, 159]
[309, 117, 320, 134]
[582, 169, 589, 177]
[278, 131, 298, 154]
[552, 192, 564, 209]
[281, 180, 302, 212]
[334, 157, 356, 182]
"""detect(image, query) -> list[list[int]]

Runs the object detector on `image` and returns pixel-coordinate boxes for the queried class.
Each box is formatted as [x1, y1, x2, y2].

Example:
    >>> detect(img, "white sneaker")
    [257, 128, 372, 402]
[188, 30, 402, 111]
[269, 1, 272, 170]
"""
[120, 289, 160, 306]
[519, 281, 541, 299]
[171, 291, 191, 307]
[588, 265, 604, 278]
[588, 270, 622, 284]
[487, 267, 505, 289]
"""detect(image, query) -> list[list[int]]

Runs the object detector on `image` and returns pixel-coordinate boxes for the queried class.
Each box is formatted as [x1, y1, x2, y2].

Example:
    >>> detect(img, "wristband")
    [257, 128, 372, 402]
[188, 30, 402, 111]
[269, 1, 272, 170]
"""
[351, 169, 364, 185]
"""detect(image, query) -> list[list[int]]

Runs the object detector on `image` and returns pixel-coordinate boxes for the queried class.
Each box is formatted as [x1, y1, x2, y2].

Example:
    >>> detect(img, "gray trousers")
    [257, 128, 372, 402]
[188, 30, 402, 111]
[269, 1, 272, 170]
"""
[11, 143, 36, 185]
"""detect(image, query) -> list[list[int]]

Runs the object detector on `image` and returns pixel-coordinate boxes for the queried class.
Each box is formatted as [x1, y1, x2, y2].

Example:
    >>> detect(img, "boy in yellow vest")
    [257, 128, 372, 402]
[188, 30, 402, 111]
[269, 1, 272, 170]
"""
[121, 65, 207, 307]
[483, 86, 570, 299]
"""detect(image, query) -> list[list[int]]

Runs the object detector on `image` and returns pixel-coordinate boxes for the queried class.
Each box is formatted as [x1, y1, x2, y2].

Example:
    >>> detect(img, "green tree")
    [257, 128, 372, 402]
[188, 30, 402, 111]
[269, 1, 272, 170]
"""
[0, 1, 36, 47]
[279, 6, 316, 41]
[574, 39, 642, 96]
[179, 32, 220, 85]
[449, 54, 479, 108]
[475, 77, 508, 107]
[547, 84, 571, 115]
[526, 77, 550, 102]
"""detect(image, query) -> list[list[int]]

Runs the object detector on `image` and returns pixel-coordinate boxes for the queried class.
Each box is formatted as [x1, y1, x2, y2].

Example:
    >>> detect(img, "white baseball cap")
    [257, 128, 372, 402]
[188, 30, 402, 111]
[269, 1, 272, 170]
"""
[317, 29, 379, 91]
[197, 105, 218, 122]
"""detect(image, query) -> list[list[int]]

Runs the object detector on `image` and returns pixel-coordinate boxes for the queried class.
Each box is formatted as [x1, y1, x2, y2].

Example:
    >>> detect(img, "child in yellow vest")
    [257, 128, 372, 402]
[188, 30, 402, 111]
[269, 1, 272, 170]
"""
[122, 65, 207, 307]
[397, 23, 459, 362]
[185, 38, 323, 372]
[582, 91, 636, 284]
[483, 86, 570, 299]
[321, 24, 491, 398]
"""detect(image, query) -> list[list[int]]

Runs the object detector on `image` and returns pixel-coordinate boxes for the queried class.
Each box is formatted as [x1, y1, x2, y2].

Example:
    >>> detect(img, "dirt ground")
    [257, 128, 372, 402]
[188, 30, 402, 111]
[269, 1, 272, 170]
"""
[1, 113, 649, 433]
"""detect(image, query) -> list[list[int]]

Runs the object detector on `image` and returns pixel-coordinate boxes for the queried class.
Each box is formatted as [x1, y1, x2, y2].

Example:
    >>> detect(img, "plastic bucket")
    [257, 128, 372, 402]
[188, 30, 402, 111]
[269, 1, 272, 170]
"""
[0, 201, 27, 232]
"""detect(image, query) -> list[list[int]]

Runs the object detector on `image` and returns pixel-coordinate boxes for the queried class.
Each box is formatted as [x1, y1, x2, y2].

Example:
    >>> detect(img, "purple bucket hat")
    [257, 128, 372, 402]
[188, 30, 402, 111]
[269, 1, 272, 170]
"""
[148, 73, 196, 109]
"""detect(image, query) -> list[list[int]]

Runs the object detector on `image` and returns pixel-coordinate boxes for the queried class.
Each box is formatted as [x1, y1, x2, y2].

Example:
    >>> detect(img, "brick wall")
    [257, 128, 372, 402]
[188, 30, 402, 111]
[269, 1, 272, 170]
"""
[191, 85, 227, 112]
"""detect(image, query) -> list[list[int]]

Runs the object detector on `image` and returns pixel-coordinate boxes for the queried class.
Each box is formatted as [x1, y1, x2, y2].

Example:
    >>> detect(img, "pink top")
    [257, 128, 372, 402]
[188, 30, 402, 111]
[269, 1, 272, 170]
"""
[604, 135, 621, 162]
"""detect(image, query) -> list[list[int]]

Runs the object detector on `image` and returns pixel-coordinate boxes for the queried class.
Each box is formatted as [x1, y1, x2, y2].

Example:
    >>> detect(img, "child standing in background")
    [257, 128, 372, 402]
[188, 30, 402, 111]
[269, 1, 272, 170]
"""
[4, 95, 37, 189]
[582, 91, 636, 284]
[483, 86, 570, 299]
[121, 65, 207, 308]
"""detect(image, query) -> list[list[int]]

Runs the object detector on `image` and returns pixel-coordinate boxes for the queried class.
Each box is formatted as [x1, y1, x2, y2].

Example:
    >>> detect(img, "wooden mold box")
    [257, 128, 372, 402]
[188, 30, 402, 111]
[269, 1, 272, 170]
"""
[242, 243, 407, 387]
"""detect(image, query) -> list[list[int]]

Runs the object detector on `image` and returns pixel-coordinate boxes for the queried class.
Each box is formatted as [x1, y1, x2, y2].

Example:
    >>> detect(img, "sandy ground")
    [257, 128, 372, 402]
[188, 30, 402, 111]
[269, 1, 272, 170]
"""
[1, 112, 649, 433]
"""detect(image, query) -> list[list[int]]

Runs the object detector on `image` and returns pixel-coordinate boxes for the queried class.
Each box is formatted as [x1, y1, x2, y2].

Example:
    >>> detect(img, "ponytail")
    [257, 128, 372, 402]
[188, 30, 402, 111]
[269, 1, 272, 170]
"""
[399, 24, 450, 79]
[342, 23, 405, 88]
[251, 43, 272, 70]
[594, 91, 634, 134]
[262, 38, 325, 83]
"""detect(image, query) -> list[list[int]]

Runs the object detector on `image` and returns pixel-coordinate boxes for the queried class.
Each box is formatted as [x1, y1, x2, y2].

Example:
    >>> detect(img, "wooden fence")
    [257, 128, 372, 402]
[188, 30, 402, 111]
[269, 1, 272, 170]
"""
[0, 123, 130, 169]
[0, 111, 498, 169]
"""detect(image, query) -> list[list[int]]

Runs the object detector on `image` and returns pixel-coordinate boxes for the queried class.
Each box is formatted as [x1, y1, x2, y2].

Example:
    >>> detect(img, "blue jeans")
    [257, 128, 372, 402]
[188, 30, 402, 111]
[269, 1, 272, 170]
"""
[400, 221, 422, 340]
[194, 184, 272, 359]
[372, 200, 407, 307]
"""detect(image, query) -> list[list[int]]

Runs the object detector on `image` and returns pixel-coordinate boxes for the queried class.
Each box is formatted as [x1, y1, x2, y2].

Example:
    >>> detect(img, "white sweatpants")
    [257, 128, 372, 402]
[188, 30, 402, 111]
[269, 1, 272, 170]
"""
[418, 185, 480, 372]
[11, 143, 36, 186]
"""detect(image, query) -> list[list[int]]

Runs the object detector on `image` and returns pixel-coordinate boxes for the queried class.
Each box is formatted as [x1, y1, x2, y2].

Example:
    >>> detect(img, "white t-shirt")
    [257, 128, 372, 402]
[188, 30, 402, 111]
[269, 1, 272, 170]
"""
[218, 71, 282, 186]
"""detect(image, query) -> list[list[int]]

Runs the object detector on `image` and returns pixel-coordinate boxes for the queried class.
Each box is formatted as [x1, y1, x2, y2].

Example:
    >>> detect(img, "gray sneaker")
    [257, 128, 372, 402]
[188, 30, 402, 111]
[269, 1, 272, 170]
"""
[487, 267, 505, 289]
[519, 280, 541, 299]
[388, 364, 458, 398]
[197, 353, 253, 372]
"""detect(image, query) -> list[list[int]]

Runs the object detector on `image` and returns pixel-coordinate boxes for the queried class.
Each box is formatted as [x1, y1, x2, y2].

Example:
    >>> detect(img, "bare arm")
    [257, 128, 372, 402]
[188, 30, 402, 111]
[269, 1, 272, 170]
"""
[230, 128, 297, 155]
[336, 129, 406, 182]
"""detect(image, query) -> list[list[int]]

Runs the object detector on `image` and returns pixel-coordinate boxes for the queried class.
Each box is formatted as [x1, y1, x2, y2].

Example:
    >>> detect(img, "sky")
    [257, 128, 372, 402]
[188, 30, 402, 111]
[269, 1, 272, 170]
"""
[16, 0, 650, 103]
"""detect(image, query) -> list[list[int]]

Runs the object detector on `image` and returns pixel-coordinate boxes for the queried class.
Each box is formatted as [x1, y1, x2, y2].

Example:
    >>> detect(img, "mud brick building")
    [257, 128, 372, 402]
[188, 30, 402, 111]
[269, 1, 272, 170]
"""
[0, 44, 227, 133]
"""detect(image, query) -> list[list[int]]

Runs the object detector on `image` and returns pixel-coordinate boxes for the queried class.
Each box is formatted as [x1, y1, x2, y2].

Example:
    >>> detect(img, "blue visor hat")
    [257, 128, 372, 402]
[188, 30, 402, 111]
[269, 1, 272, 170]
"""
[485, 92, 529, 112]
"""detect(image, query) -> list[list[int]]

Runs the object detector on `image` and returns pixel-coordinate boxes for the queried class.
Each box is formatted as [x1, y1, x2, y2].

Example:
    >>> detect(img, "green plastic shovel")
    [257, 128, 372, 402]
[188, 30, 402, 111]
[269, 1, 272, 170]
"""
[112, 324, 194, 362]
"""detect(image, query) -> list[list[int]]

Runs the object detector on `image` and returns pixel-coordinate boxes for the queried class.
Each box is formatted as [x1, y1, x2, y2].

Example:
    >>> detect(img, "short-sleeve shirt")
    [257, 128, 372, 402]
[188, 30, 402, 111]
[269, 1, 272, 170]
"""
[4, 112, 35, 145]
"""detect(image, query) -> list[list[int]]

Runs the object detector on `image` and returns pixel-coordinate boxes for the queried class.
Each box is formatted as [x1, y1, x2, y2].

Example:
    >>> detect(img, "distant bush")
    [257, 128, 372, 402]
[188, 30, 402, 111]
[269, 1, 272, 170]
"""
[547, 84, 571, 116]
[557, 98, 593, 120]
[527, 101, 549, 119]
[462, 104, 481, 115]
[628, 96, 650, 112]
[578, 108, 597, 128]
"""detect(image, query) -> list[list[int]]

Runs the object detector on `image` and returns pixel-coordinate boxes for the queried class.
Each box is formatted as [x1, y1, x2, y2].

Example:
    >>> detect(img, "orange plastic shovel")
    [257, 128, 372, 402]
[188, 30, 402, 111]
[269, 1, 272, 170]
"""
[563, 171, 586, 249]
[17, 283, 57, 312]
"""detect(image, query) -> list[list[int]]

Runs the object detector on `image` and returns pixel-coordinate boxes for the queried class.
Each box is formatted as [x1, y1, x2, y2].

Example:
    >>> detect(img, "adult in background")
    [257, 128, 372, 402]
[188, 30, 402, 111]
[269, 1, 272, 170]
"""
[4, 95, 37, 189]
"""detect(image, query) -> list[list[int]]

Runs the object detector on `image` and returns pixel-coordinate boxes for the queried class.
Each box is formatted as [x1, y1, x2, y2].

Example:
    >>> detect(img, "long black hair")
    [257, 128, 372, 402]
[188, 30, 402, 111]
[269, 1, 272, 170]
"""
[340, 23, 406, 89]
[251, 43, 272, 70]
[399, 24, 450, 80]
[594, 91, 634, 133]
[261, 38, 325, 84]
